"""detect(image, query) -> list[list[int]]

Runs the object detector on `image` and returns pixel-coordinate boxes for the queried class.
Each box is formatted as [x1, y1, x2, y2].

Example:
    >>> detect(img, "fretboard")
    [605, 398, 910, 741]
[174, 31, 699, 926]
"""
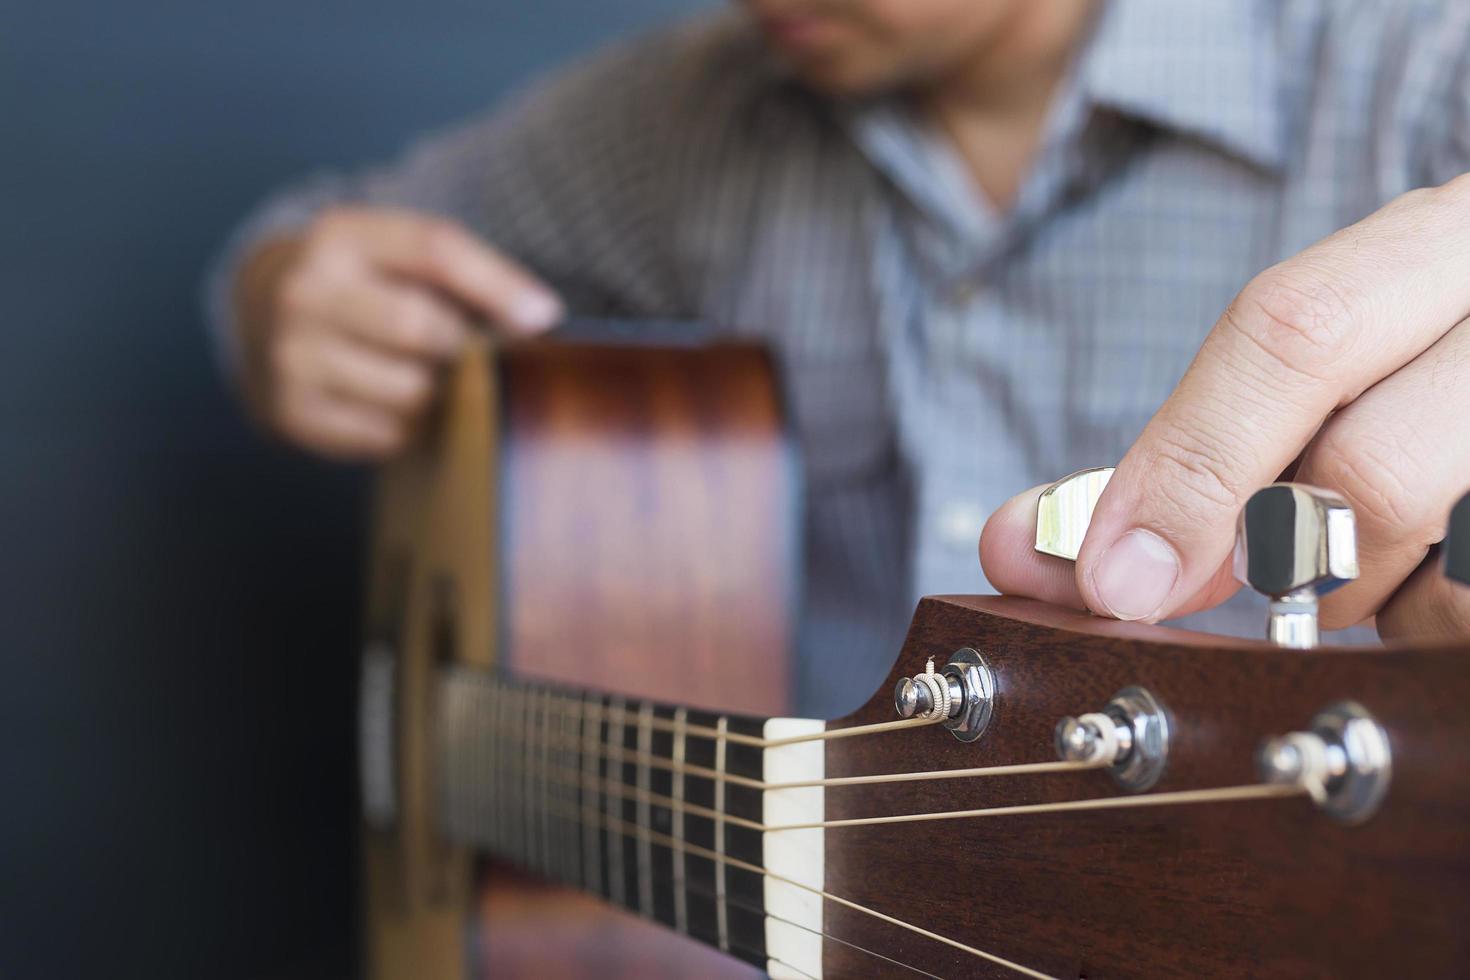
[435, 667, 826, 979]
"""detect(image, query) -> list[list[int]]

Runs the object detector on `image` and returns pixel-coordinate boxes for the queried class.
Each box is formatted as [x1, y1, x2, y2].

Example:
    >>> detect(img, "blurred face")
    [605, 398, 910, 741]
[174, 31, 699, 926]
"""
[743, 0, 1027, 94]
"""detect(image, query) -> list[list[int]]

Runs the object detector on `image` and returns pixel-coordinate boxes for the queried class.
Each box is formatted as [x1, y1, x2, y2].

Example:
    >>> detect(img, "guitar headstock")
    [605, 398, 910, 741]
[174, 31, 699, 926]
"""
[818, 475, 1470, 978]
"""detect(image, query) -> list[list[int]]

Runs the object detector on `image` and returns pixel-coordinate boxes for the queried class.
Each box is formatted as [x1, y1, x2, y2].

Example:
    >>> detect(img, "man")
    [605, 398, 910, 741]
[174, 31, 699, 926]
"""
[212, 0, 1470, 714]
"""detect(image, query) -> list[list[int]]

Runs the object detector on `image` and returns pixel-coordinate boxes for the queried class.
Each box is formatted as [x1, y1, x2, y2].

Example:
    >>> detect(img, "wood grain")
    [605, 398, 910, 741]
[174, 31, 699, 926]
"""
[497, 340, 799, 716]
[823, 595, 1470, 979]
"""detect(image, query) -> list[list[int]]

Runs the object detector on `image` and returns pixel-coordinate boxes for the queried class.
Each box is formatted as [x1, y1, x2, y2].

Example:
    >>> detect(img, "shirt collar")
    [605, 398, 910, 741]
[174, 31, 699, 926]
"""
[1079, 0, 1285, 172]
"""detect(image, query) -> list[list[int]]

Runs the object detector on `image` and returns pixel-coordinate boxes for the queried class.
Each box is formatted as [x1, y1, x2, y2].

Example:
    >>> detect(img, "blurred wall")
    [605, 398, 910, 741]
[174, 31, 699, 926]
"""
[1, 2, 707, 977]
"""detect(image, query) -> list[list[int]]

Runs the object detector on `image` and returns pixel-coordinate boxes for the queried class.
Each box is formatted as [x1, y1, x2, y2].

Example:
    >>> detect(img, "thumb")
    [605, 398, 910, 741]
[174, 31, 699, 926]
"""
[981, 472, 1240, 620]
[1076, 434, 1255, 623]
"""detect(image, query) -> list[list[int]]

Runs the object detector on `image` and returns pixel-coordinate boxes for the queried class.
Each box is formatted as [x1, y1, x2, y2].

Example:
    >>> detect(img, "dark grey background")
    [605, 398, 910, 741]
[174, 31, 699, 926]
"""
[1, 1, 704, 976]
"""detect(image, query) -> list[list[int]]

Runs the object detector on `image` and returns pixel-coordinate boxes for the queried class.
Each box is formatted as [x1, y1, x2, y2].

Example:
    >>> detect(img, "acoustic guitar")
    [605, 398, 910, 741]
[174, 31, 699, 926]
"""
[359, 328, 1470, 979]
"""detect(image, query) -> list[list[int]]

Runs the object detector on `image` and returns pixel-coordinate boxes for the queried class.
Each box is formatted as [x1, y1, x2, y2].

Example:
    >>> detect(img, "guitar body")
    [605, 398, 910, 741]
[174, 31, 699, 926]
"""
[362, 333, 797, 979]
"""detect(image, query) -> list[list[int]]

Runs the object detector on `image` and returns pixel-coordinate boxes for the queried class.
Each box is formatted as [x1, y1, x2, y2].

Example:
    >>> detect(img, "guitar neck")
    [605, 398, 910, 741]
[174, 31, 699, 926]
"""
[435, 667, 826, 976]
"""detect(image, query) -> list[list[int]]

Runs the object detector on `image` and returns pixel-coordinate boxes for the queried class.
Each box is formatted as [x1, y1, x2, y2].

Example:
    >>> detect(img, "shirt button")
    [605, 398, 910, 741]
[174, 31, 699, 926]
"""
[936, 500, 987, 550]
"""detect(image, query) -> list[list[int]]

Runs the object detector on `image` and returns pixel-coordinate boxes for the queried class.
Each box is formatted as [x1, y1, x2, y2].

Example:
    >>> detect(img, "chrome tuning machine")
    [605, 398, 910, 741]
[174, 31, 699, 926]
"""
[1054, 686, 1170, 791]
[1234, 483, 1359, 649]
[1257, 702, 1391, 823]
[1035, 466, 1114, 560]
[893, 648, 996, 742]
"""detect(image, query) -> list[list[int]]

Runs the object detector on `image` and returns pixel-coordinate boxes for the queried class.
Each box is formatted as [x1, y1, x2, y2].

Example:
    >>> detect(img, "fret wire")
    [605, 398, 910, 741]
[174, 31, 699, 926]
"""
[546, 693, 561, 882]
[507, 688, 519, 864]
[606, 697, 627, 908]
[541, 692, 556, 880]
[522, 688, 534, 871]
[546, 693, 556, 875]
[671, 707, 689, 936]
[523, 690, 535, 863]
[490, 682, 502, 852]
[477, 681, 492, 847]
[581, 692, 602, 894]
[714, 716, 730, 954]
[541, 690, 553, 876]
[636, 703, 655, 917]
[561, 693, 581, 887]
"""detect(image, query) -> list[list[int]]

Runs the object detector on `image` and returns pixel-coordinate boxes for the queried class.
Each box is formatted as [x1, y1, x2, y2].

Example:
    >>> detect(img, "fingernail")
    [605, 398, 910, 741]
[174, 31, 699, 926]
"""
[1090, 528, 1180, 622]
[511, 290, 563, 332]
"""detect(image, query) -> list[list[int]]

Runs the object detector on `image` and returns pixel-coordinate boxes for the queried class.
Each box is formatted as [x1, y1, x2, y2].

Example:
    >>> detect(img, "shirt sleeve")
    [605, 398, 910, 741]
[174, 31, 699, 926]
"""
[202, 20, 728, 375]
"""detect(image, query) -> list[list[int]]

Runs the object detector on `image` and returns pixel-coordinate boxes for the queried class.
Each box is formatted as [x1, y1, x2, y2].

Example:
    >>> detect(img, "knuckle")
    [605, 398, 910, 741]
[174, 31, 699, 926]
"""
[1432, 171, 1470, 207]
[1230, 268, 1359, 381]
[269, 332, 309, 384]
[421, 219, 470, 271]
[1145, 422, 1249, 523]
[395, 363, 434, 406]
[390, 294, 438, 348]
[1309, 431, 1427, 540]
[275, 270, 319, 319]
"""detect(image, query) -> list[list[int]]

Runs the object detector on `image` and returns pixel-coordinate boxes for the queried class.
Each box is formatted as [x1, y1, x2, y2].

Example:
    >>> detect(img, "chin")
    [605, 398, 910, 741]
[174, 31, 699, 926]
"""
[781, 51, 900, 96]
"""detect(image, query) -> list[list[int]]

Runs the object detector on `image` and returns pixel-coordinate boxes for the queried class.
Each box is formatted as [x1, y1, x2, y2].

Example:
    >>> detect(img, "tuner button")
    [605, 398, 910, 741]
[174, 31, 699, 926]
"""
[1257, 702, 1391, 824]
[1233, 483, 1358, 649]
[1446, 492, 1470, 587]
[1052, 689, 1168, 792]
[1035, 467, 1115, 561]
[893, 676, 931, 719]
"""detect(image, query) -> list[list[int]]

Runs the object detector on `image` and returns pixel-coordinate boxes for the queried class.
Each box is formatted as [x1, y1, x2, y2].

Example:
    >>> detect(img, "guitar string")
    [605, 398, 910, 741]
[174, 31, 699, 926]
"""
[608, 867, 948, 980]
[479, 746, 1296, 978]
[522, 764, 1309, 833]
[493, 721, 1106, 790]
[580, 802, 1057, 980]
[463, 680, 1297, 979]
[765, 781, 1308, 832]
[502, 819, 930, 980]
[577, 697, 940, 746]
[514, 792, 1039, 979]
[474, 701, 1049, 978]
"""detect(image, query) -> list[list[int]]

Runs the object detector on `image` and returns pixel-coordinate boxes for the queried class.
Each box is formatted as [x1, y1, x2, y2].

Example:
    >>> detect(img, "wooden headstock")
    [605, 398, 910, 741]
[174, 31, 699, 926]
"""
[822, 595, 1470, 978]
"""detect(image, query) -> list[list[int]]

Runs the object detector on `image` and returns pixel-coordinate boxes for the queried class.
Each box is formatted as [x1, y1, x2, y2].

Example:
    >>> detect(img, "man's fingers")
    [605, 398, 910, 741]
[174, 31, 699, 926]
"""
[304, 275, 469, 358]
[1299, 317, 1470, 629]
[1376, 550, 1470, 643]
[978, 484, 1088, 609]
[1077, 177, 1470, 622]
[310, 207, 564, 333]
[981, 482, 1242, 617]
[278, 388, 407, 460]
[276, 330, 435, 415]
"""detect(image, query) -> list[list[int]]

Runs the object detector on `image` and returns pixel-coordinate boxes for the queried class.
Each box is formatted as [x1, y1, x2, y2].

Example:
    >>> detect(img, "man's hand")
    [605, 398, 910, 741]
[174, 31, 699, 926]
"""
[981, 174, 1470, 641]
[233, 207, 563, 459]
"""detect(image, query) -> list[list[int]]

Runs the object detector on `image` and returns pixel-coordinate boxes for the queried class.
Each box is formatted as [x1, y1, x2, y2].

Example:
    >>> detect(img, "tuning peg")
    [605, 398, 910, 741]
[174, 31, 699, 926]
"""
[1233, 483, 1358, 649]
[1035, 467, 1115, 560]
[1446, 492, 1470, 587]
